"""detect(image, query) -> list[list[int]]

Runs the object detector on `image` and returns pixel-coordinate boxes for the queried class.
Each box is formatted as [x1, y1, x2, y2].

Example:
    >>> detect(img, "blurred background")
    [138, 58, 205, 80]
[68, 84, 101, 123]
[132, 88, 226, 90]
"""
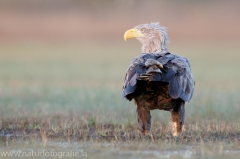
[0, 0, 240, 122]
[1, 0, 240, 42]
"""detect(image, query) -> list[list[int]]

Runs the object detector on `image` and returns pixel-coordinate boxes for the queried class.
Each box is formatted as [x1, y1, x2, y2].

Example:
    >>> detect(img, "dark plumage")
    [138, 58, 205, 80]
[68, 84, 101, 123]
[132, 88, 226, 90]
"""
[122, 23, 194, 136]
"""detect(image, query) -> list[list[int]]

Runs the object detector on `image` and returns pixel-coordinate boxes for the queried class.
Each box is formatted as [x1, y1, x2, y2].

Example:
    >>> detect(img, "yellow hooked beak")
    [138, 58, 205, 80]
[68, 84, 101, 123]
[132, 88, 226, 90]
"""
[124, 29, 143, 41]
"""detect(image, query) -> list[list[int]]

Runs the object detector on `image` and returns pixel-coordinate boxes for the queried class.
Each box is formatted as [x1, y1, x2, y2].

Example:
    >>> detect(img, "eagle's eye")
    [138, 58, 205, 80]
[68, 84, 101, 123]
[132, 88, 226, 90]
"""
[140, 28, 146, 32]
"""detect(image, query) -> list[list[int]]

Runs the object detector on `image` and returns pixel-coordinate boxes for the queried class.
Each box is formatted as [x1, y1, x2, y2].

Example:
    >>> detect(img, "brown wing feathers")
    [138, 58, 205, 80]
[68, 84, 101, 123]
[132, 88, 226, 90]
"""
[122, 52, 194, 102]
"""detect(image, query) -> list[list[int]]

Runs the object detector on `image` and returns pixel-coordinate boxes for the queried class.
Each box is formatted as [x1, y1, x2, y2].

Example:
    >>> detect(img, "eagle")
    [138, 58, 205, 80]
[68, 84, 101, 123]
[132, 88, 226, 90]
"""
[122, 23, 194, 136]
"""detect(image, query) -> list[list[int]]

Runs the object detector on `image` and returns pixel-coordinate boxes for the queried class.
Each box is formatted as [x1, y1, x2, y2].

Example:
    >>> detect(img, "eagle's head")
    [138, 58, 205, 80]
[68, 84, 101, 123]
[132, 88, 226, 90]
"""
[124, 22, 169, 53]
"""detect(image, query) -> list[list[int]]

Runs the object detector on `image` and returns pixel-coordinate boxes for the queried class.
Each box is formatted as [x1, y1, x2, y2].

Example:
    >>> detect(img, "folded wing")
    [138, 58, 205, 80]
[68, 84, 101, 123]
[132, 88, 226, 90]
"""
[122, 52, 194, 102]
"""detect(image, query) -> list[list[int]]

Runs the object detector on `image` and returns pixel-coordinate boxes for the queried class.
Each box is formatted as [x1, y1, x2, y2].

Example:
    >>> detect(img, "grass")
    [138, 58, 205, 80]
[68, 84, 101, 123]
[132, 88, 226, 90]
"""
[0, 40, 240, 158]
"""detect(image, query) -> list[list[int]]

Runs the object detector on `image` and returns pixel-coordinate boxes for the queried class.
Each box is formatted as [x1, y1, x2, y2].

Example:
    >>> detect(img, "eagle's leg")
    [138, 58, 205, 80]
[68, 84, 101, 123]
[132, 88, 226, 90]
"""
[170, 99, 185, 136]
[136, 104, 151, 135]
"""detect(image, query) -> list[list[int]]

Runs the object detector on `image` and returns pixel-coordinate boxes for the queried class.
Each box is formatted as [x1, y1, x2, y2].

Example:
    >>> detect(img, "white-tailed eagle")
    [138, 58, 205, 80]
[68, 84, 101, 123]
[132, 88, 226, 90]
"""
[122, 23, 194, 136]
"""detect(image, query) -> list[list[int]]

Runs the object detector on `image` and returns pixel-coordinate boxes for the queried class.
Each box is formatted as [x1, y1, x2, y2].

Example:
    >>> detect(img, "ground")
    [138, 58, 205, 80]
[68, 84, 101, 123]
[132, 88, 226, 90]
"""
[0, 41, 240, 159]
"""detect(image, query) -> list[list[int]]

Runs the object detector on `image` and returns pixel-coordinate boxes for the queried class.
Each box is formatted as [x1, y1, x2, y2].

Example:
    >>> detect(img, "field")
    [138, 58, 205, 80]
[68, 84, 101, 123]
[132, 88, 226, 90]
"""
[0, 40, 240, 159]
